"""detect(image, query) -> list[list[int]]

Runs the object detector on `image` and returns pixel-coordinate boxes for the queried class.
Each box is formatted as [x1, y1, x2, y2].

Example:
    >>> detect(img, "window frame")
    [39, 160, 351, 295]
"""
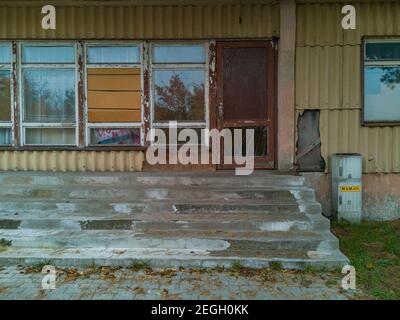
[84, 41, 144, 147]
[0, 41, 13, 146]
[18, 41, 80, 146]
[362, 37, 400, 126]
[149, 41, 210, 147]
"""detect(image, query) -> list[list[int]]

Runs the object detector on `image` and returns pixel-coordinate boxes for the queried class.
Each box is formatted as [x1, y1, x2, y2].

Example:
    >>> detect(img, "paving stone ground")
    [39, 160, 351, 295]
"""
[0, 265, 360, 300]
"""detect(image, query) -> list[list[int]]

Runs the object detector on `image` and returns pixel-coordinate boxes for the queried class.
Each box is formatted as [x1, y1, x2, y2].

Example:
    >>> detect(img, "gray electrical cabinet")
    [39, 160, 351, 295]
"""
[332, 154, 362, 223]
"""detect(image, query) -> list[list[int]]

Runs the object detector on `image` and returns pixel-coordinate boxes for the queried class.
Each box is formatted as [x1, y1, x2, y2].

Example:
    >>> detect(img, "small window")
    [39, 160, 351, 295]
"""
[89, 128, 141, 146]
[22, 45, 75, 64]
[364, 40, 400, 123]
[21, 43, 77, 146]
[87, 46, 140, 64]
[153, 45, 205, 63]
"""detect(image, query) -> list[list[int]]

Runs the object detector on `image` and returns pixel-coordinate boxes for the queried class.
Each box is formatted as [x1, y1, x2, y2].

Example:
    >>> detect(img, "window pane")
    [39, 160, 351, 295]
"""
[365, 42, 400, 61]
[0, 128, 11, 144]
[154, 70, 205, 121]
[0, 45, 10, 63]
[226, 127, 268, 157]
[90, 128, 141, 145]
[22, 46, 75, 63]
[364, 67, 400, 121]
[155, 128, 203, 145]
[0, 70, 11, 121]
[88, 46, 140, 64]
[23, 69, 76, 123]
[25, 128, 75, 145]
[153, 45, 205, 63]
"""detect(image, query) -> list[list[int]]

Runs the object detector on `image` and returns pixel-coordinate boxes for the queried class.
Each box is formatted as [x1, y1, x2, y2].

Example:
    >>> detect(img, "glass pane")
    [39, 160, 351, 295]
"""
[364, 67, 400, 121]
[88, 46, 140, 64]
[153, 45, 205, 63]
[365, 42, 400, 61]
[154, 70, 205, 121]
[226, 127, 268, 157]
[0, 128, 11, 144]
[156, 128, 203, 145]
[25, 128, 75, 145]
[23, 69, 76, 123]
[90, 128, 141, 145]
[0, 70, 11, 121]
[0, 45, 10, 63]
[22, 46, 75, 63]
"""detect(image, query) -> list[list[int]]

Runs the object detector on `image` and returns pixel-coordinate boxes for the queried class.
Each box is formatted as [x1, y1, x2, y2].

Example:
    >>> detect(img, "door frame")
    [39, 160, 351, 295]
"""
[214, 40, 277, 170]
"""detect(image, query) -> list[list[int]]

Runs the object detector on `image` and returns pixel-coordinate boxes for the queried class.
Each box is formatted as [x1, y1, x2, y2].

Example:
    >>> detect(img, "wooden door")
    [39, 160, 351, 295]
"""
[216, 41, 276, 169]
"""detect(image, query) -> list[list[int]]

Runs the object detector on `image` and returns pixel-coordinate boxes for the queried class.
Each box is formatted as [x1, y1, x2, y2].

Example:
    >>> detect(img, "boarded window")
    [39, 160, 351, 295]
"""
[87, 68, 141, 122]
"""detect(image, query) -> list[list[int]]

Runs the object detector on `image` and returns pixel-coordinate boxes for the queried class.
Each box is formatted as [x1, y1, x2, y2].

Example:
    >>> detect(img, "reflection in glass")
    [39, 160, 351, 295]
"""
[23, 69, 76, 123]
[0, 128, 11, 145]
[0, 45, 10, 64]
[25, 128, 75, 145]
[154, 70, 205, 121]
[366, 42, 400, 61]
[0, 70, 11, 121]
[364, 67, 400, 121]
[227, 127, 268, 157]
[88, 46, 140, 64]
[22, 46, 75, 64]
[153, 46, 205, 63]
[90, 128, 141, 145]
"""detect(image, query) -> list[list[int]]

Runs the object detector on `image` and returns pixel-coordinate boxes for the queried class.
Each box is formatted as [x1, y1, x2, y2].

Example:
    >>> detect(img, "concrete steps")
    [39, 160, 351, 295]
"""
[0, 171, 349, 269]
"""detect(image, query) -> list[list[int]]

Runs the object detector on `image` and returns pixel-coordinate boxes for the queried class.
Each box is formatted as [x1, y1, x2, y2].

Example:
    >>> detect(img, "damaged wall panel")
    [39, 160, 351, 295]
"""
[296, 110, 325, 172]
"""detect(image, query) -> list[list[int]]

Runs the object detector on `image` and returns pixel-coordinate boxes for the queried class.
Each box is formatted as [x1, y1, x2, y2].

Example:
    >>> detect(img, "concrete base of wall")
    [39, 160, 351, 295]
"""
[302, 172, 400, 221]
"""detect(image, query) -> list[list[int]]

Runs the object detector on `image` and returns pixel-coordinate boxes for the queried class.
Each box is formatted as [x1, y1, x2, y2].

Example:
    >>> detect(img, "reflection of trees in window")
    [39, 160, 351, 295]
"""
[24, 71, 75, 122]
[0, 71, 11, 121]
[155, 73, 204, 121]
[380, 68, 400, 90]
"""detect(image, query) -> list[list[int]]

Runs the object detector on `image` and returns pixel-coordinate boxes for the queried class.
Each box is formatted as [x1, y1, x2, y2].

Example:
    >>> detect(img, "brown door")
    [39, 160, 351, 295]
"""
[216, 41, 276, 169]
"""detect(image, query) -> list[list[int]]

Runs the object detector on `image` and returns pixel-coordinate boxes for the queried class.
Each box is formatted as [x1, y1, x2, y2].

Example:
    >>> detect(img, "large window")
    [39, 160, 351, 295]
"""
[151, 44, 207, 144]
[364, 40, 400, 124]
[20, 43, 77, 145]
[85, 43, 142, 146]
[0, 43, 12, 145]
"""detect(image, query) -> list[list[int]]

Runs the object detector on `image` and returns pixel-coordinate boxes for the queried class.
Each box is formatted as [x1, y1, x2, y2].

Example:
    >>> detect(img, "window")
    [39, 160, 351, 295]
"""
[20, 43, 77, 145]
[86, 44, 142, 146]
[151, 44, 207, 144]
[0, 43, 12, 145]
[364, 40, 400, 123]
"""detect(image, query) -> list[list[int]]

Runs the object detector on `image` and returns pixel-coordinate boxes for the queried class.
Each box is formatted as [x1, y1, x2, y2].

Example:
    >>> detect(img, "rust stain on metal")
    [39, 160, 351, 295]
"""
[208, 41, 217, 130]
[77, 41, 85, 147]
[142, 43, 151, 148]
[11, 41, 20, 148]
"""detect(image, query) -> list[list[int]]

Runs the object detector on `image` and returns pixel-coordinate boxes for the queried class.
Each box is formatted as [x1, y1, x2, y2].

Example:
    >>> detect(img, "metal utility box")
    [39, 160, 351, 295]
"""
[332, 154, 362, 223]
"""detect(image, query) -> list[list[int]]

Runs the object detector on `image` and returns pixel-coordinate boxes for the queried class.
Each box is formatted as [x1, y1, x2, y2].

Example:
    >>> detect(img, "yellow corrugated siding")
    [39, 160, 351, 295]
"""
[296, 1, 400, 173]
[0, 151, 144, 172]
[0, 4, 279, 39]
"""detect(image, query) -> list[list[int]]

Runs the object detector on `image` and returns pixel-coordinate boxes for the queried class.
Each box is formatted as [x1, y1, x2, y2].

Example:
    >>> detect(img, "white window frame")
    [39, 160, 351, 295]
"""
[18, 41, 79, 146]
[0, 41, 13, 146]
[84, 41, 144, 147]
[363, 38, 400, 124]
[149, 42, 209, 147]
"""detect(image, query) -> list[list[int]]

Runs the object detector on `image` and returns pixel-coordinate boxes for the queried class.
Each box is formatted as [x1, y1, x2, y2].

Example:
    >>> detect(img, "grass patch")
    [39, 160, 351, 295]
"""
[269, 261, 282, 271]
[332, 218, 400, 299]
[130, 260, 152, 272]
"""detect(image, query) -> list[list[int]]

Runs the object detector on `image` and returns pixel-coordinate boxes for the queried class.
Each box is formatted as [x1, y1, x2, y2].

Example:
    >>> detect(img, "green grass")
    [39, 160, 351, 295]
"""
[130, 260, 152, 272]
[332, 218, 400, 299]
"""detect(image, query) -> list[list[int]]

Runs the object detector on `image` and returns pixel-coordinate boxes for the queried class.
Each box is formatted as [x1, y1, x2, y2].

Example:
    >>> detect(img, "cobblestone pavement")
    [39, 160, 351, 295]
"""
[0, 265, 360, 300]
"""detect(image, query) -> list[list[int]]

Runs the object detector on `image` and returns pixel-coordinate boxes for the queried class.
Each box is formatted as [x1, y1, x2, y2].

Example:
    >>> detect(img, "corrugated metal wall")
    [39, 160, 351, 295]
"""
[0, 3, 279, 39]
[0, 151, 144, 171]
[296, 1, 400, 173]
